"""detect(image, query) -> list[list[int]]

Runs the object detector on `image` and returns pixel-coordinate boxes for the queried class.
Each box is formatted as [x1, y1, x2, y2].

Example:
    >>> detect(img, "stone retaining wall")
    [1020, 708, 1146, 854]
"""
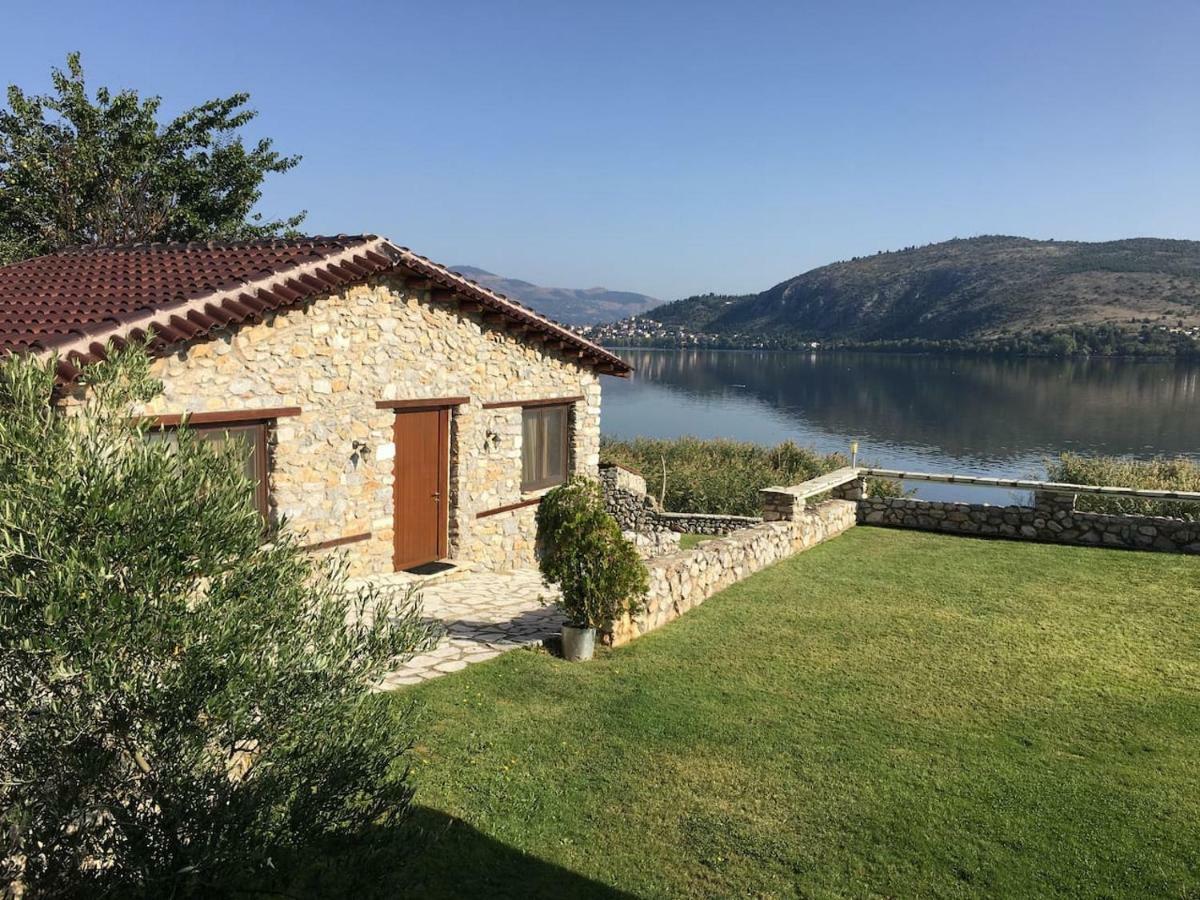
[608, 499, 856, 646]
[599, 463, 761, 535]
[624, 529, 682, 558]
[859, 492, 1200, 554]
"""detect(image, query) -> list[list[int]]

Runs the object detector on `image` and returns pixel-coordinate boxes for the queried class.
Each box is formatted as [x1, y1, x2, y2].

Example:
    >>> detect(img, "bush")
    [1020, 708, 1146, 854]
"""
[536, 478, 648, 630]
[600, 436, 901, 515]
[1046, 453, 1200, 521]
[0, 348, 433, 897]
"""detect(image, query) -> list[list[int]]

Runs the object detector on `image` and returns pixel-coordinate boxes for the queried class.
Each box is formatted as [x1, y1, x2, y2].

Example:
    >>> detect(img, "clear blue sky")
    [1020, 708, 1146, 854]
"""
[5, 0, 1198, 299]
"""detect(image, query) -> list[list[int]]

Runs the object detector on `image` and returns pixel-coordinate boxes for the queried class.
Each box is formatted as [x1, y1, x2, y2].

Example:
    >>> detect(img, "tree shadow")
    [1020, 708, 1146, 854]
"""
[274, 805, 636, 899]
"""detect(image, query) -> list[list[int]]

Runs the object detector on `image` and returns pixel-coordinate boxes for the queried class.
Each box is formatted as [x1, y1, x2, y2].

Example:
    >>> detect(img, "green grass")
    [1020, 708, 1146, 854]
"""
[315, 531, 1200, 898]
[677, 532, 707, 550]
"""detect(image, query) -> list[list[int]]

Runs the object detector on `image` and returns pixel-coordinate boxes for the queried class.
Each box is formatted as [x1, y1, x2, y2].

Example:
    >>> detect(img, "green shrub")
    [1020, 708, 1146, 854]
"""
[0, 347, 433, 897]
[601, 436, 901, 516]
[1046, 453, 1200, 521]
[535, 478, 648, 630]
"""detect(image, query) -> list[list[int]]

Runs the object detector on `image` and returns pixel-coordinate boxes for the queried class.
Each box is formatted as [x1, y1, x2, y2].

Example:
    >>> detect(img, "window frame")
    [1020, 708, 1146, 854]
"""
[520, 403, 571, 493]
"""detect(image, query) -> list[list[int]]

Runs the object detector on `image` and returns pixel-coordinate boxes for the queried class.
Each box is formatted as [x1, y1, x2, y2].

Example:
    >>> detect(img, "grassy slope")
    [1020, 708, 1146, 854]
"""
[379, 531, 1198, 898]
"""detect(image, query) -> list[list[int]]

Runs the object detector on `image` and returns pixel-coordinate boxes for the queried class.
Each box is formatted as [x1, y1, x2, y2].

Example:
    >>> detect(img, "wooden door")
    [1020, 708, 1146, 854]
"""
[392, 408, 449, 571]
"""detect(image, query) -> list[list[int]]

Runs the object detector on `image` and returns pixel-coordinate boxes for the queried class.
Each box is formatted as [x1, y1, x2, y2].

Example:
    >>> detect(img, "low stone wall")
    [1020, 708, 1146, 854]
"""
[599, 462, 761, 534]
[859, 492, 1200, 554]
[624, 529, 682, 558]
[608, 499, 856, 646]
[651, 510, 764, 534]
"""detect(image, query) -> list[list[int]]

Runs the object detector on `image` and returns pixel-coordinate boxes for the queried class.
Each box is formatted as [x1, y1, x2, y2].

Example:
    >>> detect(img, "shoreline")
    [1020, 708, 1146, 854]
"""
[601, 344, 1199, 362]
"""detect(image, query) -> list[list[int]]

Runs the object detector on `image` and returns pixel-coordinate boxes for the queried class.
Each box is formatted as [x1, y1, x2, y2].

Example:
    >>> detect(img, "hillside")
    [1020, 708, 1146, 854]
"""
[592, 237, 1200, 353]
[635, 292, 755, 329]
[451, 266, 661, 326]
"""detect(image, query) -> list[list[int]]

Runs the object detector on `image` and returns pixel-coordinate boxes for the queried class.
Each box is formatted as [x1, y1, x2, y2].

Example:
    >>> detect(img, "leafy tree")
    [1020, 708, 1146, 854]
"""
[0, 346, 430, 897]
[536, 477, 648, 631]
[0, 53, 304, 264]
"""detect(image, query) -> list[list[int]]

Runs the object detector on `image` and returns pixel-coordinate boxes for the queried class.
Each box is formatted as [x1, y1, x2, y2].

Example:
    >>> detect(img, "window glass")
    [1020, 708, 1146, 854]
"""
[146, 421, 268, 517]
[521, 405, 568, 491]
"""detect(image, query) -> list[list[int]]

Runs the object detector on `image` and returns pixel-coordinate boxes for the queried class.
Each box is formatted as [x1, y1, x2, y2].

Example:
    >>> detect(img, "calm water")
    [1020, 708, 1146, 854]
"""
[601, 349, 1200, 503]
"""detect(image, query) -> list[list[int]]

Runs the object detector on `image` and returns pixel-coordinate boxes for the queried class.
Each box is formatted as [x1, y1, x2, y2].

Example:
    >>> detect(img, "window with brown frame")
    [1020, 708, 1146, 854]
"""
[145, 421, 270, 519]
[521, 404, 569, 492]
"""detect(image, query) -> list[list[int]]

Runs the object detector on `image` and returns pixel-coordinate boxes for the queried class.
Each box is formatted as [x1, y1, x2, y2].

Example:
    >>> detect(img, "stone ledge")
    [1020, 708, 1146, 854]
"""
[761, 469, 866, 520]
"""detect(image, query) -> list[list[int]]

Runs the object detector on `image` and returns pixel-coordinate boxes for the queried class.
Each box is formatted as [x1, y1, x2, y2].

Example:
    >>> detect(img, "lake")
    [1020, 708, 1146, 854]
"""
[600, 349, 1200, 503]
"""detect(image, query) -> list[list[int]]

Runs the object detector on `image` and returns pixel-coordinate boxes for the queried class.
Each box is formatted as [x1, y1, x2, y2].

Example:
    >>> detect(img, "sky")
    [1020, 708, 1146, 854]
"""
[3, 0, 1198, 299]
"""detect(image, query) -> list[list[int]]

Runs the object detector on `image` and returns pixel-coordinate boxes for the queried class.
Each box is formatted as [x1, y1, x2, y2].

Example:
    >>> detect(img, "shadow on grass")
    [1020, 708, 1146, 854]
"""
[274, 806, 634, 899]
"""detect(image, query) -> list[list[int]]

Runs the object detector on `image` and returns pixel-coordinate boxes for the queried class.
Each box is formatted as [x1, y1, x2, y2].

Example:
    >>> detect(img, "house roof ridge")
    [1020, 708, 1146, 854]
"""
[58, 234, 378, 255]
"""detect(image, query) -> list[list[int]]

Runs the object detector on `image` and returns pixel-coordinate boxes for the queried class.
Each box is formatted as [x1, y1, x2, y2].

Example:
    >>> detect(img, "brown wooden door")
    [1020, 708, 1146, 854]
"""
[392, 408, 449, 571]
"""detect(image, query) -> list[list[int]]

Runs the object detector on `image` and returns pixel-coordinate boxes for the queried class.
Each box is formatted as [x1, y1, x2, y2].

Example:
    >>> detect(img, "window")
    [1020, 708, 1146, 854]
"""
[146, 421, 270, 519]
[521, 405, 569, 491]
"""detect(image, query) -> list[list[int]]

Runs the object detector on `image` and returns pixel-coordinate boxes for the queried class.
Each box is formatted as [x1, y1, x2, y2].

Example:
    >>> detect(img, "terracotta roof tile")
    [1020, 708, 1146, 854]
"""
[0, 235, 631, 380]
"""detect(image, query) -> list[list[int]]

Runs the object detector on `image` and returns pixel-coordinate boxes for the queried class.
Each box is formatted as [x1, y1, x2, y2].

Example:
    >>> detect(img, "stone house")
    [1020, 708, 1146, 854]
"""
[0, 235, 632, 573]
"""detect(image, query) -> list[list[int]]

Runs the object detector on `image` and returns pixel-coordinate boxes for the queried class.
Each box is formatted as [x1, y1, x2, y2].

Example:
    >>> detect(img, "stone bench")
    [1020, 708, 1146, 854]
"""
[760, 467, 865, 521]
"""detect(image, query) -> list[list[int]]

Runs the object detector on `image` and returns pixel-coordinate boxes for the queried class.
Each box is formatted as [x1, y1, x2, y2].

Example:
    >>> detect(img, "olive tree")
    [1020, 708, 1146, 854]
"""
[0, 347, 431, 897]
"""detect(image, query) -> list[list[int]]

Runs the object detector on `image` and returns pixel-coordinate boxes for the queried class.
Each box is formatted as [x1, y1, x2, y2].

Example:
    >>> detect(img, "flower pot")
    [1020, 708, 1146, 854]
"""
[560, 625, 596, 661]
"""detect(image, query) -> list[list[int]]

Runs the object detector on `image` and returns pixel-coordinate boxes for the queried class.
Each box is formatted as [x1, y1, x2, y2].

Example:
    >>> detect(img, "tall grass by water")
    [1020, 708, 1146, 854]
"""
[600, 436, 870, 516]
[1047, 454, 1200, 521]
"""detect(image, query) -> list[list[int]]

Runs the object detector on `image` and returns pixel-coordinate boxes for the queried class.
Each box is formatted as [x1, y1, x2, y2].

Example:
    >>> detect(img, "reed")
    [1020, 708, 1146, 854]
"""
[599, 436, 905, 516]
[1046, 453, 1200, 521]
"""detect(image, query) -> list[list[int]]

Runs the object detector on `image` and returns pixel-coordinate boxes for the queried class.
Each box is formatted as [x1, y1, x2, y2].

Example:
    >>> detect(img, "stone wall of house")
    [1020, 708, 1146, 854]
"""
[119, 275, 602, 574]
[858, 491, 1200, 554]
[599, 462, 762, 535]
[608, 499, 856, 646]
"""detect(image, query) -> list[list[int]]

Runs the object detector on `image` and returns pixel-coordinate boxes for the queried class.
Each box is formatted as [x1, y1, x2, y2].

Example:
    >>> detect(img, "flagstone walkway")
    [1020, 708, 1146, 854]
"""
[373, 568, 563, 689]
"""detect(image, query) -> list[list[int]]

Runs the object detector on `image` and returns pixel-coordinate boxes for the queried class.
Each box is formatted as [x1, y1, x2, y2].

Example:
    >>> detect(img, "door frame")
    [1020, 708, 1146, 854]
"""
[379, 397, 465, 572]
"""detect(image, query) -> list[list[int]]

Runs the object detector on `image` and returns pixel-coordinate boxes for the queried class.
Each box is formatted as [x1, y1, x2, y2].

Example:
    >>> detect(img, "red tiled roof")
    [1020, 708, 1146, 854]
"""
[0, 235, 632, 380]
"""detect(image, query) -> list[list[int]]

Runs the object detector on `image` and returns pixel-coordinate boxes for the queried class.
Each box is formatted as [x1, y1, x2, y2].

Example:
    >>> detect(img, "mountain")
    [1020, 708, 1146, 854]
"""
[450, 266, 661, 326]
[595, 236, 1200, 352]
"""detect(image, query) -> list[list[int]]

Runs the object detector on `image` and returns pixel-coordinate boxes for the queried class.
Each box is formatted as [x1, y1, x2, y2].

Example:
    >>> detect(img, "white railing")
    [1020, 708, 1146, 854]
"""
[863, 468, 1200, 503]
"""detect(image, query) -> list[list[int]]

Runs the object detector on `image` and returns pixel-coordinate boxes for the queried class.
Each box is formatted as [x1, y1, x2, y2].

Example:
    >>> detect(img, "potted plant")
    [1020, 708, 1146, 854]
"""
[536, 477, 649, 660]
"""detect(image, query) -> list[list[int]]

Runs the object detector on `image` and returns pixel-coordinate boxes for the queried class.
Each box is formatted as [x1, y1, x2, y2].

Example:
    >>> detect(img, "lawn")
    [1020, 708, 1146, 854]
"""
[677, 532, 708, 550]
[323, 530, 1200, 898]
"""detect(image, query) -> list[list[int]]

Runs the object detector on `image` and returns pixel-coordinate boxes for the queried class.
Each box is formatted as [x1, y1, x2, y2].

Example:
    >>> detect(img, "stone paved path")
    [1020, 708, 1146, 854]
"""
[368, 568, 563, 689]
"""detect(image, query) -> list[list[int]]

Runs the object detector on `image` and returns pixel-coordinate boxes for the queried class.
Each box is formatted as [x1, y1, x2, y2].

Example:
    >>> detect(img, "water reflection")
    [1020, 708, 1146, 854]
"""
[601, 349, 1200, 502]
